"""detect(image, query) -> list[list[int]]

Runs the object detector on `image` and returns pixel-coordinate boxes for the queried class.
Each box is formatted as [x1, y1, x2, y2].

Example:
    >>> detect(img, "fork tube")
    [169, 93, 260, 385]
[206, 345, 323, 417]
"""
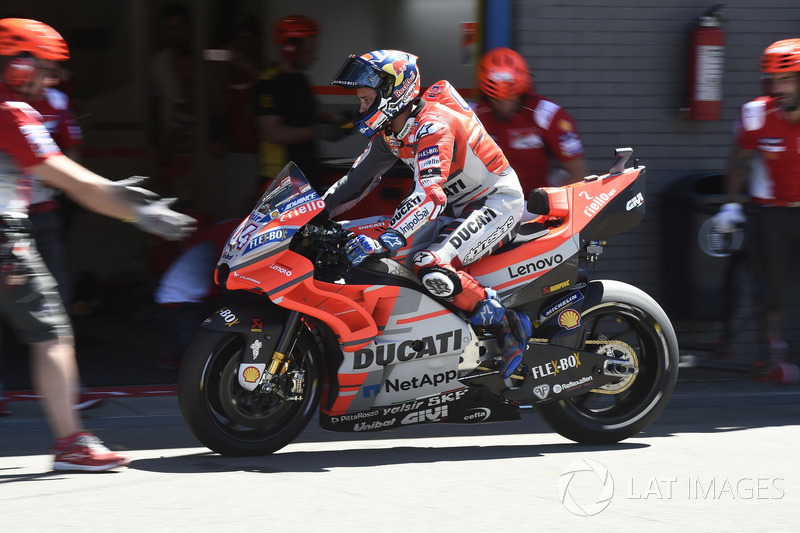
[268, 311, 302, 375]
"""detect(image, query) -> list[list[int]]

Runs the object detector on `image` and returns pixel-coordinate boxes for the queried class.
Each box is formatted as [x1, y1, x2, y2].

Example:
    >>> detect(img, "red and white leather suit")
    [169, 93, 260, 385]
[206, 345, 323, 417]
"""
[324, 81, 524, 312]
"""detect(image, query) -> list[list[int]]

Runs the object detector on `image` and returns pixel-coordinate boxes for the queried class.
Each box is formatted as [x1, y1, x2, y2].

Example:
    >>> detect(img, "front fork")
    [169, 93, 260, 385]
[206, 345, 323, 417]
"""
[257, 311, 304, 399]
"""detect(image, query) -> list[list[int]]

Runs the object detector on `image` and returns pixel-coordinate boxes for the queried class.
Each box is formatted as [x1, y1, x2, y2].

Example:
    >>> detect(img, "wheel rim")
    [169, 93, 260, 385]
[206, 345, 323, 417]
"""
[200, 334, 318, 444]
[562, 302, 669, 424]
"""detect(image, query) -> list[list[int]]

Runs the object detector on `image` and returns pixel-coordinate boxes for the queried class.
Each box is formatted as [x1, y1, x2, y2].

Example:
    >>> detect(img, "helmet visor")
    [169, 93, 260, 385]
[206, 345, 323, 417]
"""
[331, 55, 389, 89]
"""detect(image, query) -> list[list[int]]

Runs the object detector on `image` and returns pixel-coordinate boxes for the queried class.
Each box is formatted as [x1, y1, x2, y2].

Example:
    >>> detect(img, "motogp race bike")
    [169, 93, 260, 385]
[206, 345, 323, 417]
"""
[178, 147, 679, 456]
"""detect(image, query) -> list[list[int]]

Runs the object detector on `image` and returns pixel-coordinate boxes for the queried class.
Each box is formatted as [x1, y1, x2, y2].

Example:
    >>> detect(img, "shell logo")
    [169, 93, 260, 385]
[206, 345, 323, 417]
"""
[558, 309, 581, 330]
[242, 366, 261, 383]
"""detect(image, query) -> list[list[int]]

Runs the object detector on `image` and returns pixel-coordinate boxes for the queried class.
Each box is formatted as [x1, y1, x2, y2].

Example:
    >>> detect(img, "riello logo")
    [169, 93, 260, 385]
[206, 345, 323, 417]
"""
[582, 189, 617, 217]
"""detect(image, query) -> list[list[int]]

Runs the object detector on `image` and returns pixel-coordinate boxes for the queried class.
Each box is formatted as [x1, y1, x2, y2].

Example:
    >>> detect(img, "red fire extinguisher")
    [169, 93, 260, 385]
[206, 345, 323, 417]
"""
[687, 5, 726, 120]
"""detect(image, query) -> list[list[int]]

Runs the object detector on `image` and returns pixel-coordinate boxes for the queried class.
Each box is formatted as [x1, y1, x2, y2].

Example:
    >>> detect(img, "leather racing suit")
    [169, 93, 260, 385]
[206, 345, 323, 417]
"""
[324, 80, 524, 313]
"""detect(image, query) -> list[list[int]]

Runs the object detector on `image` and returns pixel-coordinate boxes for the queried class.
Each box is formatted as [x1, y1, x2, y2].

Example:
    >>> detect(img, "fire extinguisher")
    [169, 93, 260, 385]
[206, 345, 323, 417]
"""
[686, 5, 726, 120]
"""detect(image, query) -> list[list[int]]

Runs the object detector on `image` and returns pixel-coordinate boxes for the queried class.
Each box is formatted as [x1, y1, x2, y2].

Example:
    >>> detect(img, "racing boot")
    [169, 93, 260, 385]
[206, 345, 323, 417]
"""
[470, 292, 532, 379]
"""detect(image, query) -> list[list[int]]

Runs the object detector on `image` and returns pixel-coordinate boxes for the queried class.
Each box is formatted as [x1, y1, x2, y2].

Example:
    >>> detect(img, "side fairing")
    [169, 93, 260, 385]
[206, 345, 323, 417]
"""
[324, 286, 475, 415]
[472, 233, 582, 300]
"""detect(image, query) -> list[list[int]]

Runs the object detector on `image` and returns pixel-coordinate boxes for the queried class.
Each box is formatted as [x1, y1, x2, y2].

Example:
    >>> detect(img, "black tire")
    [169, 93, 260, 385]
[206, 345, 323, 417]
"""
[535, 280, 679, 444]
[178, 328, 322, 456]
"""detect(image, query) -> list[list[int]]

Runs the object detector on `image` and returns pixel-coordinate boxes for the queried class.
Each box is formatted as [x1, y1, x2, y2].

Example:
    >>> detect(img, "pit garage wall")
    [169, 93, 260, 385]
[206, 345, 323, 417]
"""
[514, 0, 800, 357]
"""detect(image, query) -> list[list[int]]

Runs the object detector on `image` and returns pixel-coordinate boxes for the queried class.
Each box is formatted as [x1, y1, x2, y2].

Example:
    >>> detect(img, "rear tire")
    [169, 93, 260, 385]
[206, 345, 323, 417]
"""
[178, 328, 321, 456]
[535, 280, 679, 444]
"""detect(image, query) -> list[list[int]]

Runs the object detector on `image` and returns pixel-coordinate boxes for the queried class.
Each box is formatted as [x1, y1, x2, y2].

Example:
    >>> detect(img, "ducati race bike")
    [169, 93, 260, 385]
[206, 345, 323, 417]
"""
[178, 147, 679, 456]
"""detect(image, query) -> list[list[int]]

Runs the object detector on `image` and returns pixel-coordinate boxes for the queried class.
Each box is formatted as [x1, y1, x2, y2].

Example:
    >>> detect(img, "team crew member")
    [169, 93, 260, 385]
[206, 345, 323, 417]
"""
[0, 66, 100, 415]
[474, 47, 587, 195]
[254, 15, 345, 191]
[712, 38, 800, 371]
[0, 18, 194, 471]
[324, 49, 531, 378]
[28, 83, 83, 307]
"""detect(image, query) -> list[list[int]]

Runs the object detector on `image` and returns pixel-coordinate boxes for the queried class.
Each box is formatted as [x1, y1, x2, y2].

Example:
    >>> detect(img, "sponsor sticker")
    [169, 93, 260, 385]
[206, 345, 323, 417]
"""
[218, 308, 239, 327]
[463, 407, 491, 422]
[418, 156, 440, 171]
[242, 366, 260, 383]
[250, 339, 263, 360]
[533, 384, 550, 400]
[553, 376, 594, 394]
[353, 329, 464, 369]
[418, 146, 440, 159]
[400, 405, 449, 425]
[558, 309, 581, 330]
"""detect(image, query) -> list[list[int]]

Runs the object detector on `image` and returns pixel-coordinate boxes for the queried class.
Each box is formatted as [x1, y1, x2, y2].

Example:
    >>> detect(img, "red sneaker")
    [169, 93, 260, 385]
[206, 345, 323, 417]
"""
[53, 432, 131, 472]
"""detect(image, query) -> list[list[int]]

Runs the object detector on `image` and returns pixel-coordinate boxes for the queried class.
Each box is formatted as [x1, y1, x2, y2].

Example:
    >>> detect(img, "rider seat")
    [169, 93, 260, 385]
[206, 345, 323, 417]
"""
[494, 187, 569, 254]
[527, 187, 569, 218]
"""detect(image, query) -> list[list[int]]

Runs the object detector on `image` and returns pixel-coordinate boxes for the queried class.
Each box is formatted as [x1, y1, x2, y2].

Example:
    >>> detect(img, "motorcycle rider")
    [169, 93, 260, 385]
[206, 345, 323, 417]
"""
[0, 18, 195, 471]
[324, 49, 532, 378]
[711, 38, 800, 372]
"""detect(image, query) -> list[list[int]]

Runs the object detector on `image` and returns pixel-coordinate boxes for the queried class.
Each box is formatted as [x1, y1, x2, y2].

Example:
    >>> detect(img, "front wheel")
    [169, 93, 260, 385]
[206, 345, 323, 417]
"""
[535, 280, 679, 444]
[178, 328, 322, 456]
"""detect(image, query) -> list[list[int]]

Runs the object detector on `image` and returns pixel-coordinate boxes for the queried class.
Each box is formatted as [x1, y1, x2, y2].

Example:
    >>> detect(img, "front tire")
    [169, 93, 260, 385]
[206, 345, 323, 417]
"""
[178, 328, 322, 456]
[535, 280, 679, 444]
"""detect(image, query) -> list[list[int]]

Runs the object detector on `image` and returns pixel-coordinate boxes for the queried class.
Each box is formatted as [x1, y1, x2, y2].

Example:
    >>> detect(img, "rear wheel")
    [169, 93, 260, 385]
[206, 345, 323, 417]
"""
[535, 280, 679, 444]
[178, 328, 321, 456]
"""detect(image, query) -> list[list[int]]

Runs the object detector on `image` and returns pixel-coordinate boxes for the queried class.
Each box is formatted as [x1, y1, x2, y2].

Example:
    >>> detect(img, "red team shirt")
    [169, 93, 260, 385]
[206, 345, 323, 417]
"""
[474, 92, 585, 192]
[0, 85, 63, 214]
[736, 95, 800, 203]
[32, 88, 83, 152]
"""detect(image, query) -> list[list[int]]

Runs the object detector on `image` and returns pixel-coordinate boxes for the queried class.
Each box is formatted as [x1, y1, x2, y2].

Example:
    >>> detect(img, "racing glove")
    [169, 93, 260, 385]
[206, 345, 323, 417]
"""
[129, 198, 196, 241]
[113, 176, 161, 204]
[710, 203, 745, 233]
[346, 228, 406, 265]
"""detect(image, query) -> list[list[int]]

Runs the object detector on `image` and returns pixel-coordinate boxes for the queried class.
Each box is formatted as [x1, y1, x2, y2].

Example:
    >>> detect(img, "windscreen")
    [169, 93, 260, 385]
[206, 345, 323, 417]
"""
[254, 162, 318, 216]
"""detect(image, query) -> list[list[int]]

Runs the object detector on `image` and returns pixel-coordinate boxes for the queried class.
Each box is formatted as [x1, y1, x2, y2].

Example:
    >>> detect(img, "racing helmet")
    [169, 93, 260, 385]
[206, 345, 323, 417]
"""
[477, 47, 531, 100]
[273, 15, 319, 58]
[0, 18, 69, 90]
[760, 38, 800, 73]
[0, 18, 69, 61]
[331, 49, 420, 138]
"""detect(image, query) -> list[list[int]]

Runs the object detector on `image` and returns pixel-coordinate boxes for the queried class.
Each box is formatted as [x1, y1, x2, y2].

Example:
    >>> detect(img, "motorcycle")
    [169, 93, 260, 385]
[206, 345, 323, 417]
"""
[178, 147, 679, 456]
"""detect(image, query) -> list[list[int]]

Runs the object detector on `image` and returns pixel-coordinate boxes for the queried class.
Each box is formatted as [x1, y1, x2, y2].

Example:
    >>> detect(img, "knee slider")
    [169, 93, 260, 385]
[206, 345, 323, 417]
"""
[418, 266, 463, 299]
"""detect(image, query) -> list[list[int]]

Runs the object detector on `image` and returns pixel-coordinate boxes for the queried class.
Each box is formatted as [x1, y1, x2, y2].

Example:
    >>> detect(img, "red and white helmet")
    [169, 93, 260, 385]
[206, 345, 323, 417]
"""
[477, 47, 531, 100]
[760, 38, 800, 73]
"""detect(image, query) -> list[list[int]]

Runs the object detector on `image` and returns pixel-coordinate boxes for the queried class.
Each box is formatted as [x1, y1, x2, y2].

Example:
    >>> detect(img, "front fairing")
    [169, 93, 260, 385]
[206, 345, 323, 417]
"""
[217, 162, 326, 288]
